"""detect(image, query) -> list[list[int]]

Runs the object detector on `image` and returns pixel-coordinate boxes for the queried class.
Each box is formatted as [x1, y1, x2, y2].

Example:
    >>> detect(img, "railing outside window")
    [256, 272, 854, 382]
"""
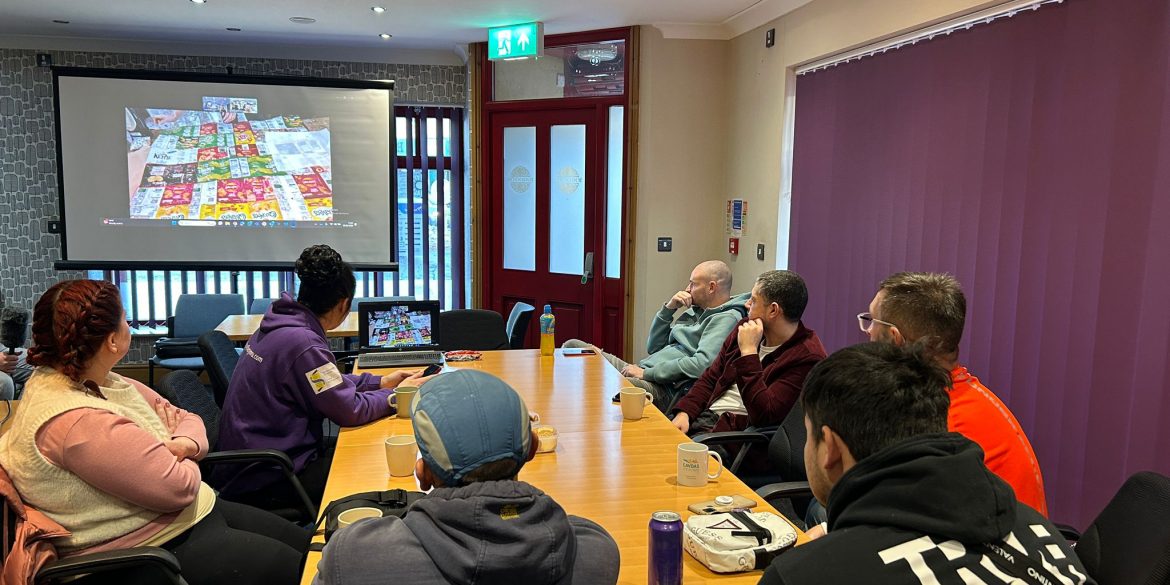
[92, 105, 466, 329]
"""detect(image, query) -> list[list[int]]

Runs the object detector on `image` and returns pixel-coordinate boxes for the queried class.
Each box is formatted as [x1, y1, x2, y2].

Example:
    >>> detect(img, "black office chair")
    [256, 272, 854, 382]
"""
[505, 302, 536, 349]
[149, 294, 245, 386]
[1076, 471, 1170, 585]
[437, 309, 511, 351]
[693, 401, 813, 525]
[198, 330, 240, 407]
[158, 371, 317, 525]
[0, 465, 187, 584]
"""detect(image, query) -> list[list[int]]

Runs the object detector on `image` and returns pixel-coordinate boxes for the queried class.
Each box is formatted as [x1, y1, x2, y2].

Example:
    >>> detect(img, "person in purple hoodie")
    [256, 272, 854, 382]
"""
[216, 244, 428, 508]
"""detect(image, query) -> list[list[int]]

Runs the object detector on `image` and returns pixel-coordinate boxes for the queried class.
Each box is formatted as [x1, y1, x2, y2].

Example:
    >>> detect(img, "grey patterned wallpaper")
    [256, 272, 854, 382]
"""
[0, 48, 466, 364]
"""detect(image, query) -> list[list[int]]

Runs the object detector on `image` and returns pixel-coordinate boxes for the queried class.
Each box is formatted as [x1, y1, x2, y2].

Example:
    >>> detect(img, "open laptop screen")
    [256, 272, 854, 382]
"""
[358, 300, 441, 351]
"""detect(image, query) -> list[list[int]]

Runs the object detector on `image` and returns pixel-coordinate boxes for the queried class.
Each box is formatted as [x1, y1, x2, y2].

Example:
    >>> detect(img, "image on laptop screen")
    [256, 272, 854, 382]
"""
[367, 305, 434, 349]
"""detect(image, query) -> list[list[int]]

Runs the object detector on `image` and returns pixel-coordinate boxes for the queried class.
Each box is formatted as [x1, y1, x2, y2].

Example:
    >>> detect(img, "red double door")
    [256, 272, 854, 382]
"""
[485, 104, 625, 354]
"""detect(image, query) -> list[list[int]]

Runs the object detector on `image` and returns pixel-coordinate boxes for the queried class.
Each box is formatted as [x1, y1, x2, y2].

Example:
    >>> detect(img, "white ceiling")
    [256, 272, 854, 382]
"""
[0, 0, 813, 62]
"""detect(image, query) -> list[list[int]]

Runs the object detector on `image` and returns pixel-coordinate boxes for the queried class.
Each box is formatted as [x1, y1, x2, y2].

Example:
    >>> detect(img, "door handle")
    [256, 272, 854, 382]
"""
[582, 251, 594, 284]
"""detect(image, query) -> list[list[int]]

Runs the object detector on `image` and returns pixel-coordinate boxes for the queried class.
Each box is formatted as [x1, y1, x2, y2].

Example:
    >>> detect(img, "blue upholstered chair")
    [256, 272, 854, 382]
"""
[248, 297, 276, 315]
[148, 294, 245, 386]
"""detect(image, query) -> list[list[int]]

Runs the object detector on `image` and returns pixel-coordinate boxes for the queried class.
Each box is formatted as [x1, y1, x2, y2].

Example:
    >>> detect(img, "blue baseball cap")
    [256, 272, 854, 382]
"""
[411, 369, 533, 486]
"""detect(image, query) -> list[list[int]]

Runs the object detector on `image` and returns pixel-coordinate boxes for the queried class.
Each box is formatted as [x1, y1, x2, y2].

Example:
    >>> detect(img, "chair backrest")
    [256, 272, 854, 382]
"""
[505, 302, 536, 349]
[767, 400, 808, 484]
[349, 296, 414, 311]
[248, 297, 276, 315]
[1077, 471, 1170, 585]
[437, 309, 510, 351]
[197, 330, 240, 407]
[172, 294, 245, 339]
[159, 370, 221, 451]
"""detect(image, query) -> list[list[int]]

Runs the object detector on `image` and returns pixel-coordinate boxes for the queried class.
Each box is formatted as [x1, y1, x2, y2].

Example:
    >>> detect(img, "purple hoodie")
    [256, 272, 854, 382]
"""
[217, 292, 393, 494]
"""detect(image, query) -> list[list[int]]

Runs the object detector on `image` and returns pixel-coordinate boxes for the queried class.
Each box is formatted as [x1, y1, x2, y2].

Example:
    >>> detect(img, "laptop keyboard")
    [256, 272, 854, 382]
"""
[358, 351, 445, 368]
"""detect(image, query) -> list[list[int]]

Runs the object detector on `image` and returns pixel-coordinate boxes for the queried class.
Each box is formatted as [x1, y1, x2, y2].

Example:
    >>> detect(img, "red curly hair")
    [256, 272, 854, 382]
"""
[26, 280, 125, 383]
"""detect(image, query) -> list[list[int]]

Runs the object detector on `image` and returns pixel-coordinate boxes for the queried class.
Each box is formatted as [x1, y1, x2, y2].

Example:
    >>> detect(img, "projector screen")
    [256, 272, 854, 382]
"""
[52, 68, 396, 270]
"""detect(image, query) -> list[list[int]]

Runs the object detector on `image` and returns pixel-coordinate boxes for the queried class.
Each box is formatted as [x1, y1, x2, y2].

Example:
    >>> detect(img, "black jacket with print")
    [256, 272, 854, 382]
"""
[759, 433, 1093, 585]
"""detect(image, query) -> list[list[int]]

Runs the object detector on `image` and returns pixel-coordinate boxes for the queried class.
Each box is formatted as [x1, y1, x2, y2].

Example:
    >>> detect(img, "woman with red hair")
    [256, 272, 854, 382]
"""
[0, 279, 307, 585]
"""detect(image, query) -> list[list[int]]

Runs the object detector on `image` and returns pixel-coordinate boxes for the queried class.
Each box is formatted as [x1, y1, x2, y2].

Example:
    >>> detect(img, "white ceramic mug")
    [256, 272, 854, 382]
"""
[619, 388, 654, 420]
[385, 435, 418, 477]
[337, 506, 383, 529]
[677, 442, 723, 487]
[392, 386, 419, 419]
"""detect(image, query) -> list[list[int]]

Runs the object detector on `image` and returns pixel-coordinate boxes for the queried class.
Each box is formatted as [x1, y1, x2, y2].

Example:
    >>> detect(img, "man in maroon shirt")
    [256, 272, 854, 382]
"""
[670, 270, 827, 435]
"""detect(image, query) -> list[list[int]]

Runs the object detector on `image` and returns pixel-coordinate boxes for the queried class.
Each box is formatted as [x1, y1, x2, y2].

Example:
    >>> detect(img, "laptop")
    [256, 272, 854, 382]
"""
[356, 300, 445, 368]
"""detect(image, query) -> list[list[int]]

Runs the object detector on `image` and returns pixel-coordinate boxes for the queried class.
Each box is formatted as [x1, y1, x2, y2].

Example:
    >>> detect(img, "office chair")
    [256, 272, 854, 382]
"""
[198, 330, 240, 407]
[248, 297, 276, 315]
[149, 294, 245, 386]
[158, 371, 317, 524]
[0, 464, 187, 584]
[505, 302, 535, 349]
[1076, 471, 1170, 585]
[437, 309, 510, 351]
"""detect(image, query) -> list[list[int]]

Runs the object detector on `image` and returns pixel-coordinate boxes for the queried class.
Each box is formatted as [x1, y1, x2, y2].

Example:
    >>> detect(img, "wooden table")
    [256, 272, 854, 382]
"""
[215, 312, 360, 341]
[300, 350, 806, 585]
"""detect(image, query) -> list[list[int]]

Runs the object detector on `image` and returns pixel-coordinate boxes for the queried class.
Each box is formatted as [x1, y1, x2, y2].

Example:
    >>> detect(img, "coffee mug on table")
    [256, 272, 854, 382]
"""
[677, 442, 723, 487]
[619, 388, 654, 420]
[392, 386, 419, 419]
[385, 435, 418, 477]
[337, 506, 383, 529]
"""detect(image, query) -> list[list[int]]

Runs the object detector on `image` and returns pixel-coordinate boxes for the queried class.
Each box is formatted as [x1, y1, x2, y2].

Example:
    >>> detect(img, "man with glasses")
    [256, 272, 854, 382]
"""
[669, 270, 826, 442]
[565, 260, 748, 411]
[861, 272, 1047, 516]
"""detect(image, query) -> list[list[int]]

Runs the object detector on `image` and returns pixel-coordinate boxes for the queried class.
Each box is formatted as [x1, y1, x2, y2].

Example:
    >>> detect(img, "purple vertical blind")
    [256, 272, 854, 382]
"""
[790, 0, 1170, 528]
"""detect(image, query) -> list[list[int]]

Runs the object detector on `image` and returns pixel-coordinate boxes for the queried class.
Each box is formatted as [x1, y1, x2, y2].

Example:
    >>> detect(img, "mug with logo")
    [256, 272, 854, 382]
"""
[619, 388, 654, 420]
[677, 442, 723, 487]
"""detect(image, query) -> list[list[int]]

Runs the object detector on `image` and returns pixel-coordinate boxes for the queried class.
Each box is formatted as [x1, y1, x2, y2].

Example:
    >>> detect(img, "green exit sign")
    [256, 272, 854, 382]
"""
[488, 22, 544, 60]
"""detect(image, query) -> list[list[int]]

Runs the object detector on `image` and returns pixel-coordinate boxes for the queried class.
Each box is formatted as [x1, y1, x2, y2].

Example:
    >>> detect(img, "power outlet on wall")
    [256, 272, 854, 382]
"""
[47, 220, 63, 234]
[657, 237, 672, 252]
[765, 29, 775, 48]
[756, 243, 766, 261]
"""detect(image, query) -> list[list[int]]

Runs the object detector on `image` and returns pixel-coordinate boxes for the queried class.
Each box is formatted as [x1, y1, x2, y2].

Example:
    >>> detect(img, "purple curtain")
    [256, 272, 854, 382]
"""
[790, 0, 1170, 528]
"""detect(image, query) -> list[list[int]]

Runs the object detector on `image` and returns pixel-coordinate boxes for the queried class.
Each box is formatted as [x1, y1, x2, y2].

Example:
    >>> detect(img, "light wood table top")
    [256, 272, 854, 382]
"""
[300, 350, 806, 585]
[215, 312, 360, 341]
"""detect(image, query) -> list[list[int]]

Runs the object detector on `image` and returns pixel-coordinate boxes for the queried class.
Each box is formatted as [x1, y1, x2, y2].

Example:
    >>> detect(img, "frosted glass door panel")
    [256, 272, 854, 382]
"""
[549, 124, 586, 275]
[503, 126, 536, 271]
[605, 106, 624, 279]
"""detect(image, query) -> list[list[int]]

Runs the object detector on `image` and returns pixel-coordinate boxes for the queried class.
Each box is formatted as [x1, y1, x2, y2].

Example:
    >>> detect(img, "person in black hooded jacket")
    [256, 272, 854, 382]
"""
[760, 343, 1092, 585]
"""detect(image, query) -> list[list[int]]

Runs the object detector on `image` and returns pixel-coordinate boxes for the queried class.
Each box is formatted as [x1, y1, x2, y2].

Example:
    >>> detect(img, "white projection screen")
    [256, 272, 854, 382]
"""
[53, 68, 396, 270]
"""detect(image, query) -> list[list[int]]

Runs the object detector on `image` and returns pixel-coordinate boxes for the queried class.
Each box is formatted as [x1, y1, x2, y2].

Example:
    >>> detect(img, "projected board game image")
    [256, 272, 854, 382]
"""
[126, 99, 333, 223]
[368, 306, 434, 349]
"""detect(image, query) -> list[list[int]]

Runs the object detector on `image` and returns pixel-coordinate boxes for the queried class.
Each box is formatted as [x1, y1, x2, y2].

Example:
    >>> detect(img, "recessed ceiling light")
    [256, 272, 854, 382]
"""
[379, 33, 392, 39]
[371, 6, 386, 13]
[226, 27, 242, 31]
[289, 16, 316, 24]
[190, 0, 206, 4]
[52, 19, 70, 24]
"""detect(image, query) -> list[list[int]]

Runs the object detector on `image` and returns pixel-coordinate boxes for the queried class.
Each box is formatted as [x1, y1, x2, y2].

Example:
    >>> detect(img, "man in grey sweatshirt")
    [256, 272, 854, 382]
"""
[566, 260, 748, 410]
[311, 370, 620, 585]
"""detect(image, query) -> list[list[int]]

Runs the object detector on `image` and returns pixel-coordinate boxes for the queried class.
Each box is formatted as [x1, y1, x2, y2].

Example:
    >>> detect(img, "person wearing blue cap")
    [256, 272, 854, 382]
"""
[312, 369, 620, 585]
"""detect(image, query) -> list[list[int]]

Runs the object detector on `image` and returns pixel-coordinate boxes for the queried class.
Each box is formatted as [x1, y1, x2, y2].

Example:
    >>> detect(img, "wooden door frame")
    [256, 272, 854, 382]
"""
[472, 26, 639, 357]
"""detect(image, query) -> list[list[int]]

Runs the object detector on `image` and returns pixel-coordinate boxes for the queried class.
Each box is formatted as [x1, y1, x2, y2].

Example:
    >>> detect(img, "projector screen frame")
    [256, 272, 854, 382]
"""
[50, 66, 399, 272]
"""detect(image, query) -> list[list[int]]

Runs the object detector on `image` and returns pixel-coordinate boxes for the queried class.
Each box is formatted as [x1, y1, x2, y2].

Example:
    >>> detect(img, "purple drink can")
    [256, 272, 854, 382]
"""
[648, 511, 683, 585]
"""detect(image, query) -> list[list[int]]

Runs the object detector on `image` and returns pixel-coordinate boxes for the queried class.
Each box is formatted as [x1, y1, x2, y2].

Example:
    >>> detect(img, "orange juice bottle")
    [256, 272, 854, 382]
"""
[539, 305, 555, 356]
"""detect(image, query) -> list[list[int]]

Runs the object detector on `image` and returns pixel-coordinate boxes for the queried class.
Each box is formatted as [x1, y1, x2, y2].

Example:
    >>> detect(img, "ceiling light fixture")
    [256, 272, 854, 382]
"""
[52, 19, 70, 24]
[371, 6, 386, 13]
[379, 33, 392, 39]
[576, 44, 618, 65]
[226, 27, 242, 31]
[190, 0, 207, 4]
[289, 16, 317, 24]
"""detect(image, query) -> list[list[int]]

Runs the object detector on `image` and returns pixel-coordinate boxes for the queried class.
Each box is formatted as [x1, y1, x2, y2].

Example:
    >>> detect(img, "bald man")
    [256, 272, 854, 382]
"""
[565, 261, 748, 411]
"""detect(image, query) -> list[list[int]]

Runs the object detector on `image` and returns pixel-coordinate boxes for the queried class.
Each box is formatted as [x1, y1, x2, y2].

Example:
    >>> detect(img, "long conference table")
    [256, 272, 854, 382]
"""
[300, 349, 807, 585]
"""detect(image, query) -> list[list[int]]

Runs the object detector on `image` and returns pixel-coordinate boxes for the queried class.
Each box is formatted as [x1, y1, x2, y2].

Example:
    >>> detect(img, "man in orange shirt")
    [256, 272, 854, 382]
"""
[861, 272, 1047, 516]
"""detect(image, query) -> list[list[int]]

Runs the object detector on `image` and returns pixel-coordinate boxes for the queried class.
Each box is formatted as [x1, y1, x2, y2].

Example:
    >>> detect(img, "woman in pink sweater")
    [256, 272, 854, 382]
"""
[0, 279, 308, 585]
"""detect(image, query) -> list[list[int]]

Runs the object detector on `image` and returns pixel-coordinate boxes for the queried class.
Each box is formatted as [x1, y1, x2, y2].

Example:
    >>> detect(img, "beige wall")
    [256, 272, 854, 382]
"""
[630, 27, 729, 359]
[628, 0, 995, 359]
